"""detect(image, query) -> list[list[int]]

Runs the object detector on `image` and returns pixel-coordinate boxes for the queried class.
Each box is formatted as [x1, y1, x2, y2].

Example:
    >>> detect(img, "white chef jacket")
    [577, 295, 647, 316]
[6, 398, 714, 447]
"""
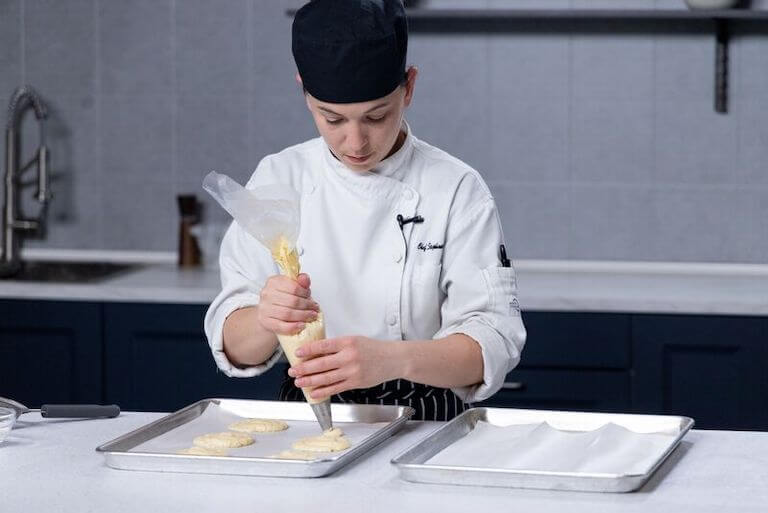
[203, 122, 526, 403]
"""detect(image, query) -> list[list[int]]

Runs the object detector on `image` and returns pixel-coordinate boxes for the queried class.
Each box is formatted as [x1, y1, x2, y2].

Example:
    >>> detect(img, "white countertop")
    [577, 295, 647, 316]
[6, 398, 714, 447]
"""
[0, 264, 222, 305]
[1, 250, 767, 315]
[2, 411, 767, 512]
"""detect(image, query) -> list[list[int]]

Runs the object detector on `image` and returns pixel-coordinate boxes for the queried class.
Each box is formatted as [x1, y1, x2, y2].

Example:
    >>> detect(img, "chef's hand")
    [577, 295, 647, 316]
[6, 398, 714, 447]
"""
[287, 336, 402, 399]
[256, 273, 320, 336]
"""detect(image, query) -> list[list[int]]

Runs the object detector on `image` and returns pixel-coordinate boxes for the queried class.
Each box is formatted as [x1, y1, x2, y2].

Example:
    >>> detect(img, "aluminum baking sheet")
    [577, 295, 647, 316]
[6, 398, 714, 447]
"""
[391, 407, 693, 493]
[97, 398, 414, 478]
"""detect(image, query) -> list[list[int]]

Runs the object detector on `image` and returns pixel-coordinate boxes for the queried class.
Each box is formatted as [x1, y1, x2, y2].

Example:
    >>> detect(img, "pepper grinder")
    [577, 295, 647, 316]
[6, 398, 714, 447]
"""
[177, 194, 202, 268]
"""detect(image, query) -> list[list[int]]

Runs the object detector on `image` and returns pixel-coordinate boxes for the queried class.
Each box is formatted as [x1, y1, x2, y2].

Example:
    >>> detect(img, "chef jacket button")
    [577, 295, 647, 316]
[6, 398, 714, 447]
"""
[387, 314, 398, 326]
[298, 246, 305, 256]
[393, 251, 403, 263]
[308, 184, 316, 195]
[403, 189, 414, 200]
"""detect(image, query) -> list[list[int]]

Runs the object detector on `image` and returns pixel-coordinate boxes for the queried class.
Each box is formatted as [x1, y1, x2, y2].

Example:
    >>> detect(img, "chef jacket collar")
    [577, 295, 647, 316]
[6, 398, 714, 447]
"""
[322, 120, 415, 198]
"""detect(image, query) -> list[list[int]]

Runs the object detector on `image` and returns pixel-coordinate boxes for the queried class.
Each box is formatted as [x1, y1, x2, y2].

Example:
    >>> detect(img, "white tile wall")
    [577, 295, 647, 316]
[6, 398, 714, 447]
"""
[6, 0, 768, 263]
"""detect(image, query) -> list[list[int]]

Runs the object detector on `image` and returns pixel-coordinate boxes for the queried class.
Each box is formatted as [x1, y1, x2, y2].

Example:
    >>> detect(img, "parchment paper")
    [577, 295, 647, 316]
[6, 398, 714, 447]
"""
[131, 404, 390, 460]
[427, 421, 677, 475]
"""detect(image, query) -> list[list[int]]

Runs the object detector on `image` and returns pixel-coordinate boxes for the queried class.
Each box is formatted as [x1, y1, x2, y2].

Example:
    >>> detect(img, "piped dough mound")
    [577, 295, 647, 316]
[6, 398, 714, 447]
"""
[271, 449, 319, 461]
[228, 418, 289, 433]
[193, 431, 254, 449]
[322, 427, 344, 438]
[176, 446, 229, 456]
[291, 427, 351, 453]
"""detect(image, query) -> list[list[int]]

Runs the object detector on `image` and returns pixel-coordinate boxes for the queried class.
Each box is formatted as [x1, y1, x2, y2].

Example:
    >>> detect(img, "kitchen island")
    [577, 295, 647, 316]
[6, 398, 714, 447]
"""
[2, 253, 768, 429]
[2, 411, 766, 512]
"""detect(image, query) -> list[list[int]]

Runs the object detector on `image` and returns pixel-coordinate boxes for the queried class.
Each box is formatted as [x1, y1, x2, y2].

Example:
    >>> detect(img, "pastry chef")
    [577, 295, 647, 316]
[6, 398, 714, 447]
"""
[204, 0, 526, 421]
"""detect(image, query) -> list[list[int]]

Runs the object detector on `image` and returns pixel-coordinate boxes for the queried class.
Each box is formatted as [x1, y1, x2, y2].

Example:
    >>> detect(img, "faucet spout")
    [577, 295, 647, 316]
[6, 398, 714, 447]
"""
[1, 85, 51, 276]
[6, 85, 47, 131]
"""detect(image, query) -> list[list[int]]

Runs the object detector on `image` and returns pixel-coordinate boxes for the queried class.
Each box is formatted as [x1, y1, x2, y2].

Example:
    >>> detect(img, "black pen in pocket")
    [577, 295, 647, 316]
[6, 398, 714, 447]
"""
[499, 244, 511, 267]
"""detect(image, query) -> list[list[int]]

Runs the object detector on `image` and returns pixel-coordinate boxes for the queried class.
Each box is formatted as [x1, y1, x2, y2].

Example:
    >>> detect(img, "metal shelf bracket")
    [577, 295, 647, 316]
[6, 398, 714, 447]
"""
[715, 19, 729, 114]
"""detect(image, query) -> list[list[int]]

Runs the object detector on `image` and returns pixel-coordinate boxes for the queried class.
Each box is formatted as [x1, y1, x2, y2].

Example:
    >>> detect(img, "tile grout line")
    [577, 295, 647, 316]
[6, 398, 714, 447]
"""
[247, 0, 255, 170]
[650, 6, 658, 260]
[169, 0, 178, 252]
[485, 2, 491, 186]
[734, 29, 743, 191]
[566, 0, 574, 260]
[94, 0, 105, 248]
[20, 0, 25, 83]
[486, 179, 768, 192]
[171, 0, 178, 190]
[731, 32, 757, 259]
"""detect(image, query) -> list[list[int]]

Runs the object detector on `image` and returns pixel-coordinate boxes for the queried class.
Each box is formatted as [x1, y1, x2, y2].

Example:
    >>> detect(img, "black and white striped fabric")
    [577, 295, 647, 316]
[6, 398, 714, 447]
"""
[278, 373, 469, 421]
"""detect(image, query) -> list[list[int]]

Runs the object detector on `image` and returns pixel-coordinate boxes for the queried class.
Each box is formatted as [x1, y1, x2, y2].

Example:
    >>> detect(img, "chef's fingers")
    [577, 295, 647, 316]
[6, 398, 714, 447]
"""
[266, 304, 318, 323]
[266, 275, 311, 298]
[295, 367, 347, 389]
[289, 352, 344, 378]
[266, 290, 320, 312]
[259, 317, 306, 336]
[310, 380, 350, 400]
[294, 337, 341, 358]
[296, 273, 311, 289]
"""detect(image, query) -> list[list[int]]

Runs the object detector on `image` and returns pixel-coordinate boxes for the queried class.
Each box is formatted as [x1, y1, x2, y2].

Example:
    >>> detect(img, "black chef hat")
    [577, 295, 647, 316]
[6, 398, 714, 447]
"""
[292, 0, 408, 104]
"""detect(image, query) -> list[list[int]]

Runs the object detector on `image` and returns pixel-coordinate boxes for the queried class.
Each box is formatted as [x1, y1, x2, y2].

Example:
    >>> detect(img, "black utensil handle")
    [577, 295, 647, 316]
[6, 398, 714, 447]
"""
[40, 404, 120, 418]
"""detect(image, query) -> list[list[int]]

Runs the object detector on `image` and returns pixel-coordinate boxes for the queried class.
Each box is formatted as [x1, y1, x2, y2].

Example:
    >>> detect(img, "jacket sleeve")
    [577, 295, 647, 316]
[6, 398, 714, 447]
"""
[203, 158, 285, 377]
[434, 196, 527, 403]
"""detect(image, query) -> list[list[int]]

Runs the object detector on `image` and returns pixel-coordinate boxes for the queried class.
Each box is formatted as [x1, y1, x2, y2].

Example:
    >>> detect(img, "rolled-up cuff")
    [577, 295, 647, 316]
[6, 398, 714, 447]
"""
[438, 319, 520, 404]
[205, 295, 283, 378]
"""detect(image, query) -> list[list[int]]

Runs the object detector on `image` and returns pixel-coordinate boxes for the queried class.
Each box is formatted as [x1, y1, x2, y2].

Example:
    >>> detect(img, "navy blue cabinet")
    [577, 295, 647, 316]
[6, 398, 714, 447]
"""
[103, 303, 286, 412]
[479, 311, 768, 430]
[632, 314, 768, 430]
[2, 299, 767, 428]
[0, 300, 102, 406]
[479, 312, 633, 413]
[480, 369, 631, 412]
[517, 312, 631, 369]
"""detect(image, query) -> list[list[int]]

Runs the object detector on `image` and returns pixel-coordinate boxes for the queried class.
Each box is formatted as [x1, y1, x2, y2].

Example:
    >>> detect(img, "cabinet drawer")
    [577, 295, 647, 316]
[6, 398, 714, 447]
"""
[479, 369, 631, 413]
[520, 312, 631, 369]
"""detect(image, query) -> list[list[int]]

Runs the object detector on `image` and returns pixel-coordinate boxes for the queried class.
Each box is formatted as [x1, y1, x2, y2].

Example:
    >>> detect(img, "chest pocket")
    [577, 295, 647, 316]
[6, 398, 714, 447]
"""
[408, 250, 444, 337]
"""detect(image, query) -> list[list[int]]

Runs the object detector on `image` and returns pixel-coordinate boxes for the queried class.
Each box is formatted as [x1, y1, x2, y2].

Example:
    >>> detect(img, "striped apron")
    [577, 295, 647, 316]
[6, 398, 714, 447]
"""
[278, 370, 469, 421]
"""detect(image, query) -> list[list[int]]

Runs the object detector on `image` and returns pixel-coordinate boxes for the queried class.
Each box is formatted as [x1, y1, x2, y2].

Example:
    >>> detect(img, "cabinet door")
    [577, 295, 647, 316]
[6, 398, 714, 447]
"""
[479, 369, 631, 412]
[519, 312, 631, 369]
[632, 314, 768, 430]
[480, 312, 632, 412]
[0, 300, 102, 406]
[104, 303, 286, 412]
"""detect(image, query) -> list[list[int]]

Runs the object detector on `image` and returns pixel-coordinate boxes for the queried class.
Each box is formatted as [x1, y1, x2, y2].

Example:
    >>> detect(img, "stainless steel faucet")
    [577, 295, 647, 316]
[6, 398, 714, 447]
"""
[1, 85, 51, 277]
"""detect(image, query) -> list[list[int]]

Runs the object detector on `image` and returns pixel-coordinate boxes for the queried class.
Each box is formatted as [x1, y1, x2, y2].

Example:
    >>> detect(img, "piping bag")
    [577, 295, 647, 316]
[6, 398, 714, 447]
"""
[203, 171, 332, 432]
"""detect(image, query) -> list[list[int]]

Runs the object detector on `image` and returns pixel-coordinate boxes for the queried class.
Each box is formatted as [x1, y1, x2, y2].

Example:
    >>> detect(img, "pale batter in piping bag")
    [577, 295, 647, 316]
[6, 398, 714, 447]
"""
[269, 236, 328, 405]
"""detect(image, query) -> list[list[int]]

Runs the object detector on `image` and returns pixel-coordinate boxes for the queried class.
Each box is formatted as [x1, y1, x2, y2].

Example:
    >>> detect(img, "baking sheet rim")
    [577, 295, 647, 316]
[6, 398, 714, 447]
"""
[96, 398, 415, 475]
[391, 407, 694, 491]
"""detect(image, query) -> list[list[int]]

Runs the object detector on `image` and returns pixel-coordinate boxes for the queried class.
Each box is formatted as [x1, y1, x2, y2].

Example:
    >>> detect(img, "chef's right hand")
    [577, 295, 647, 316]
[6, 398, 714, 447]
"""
[257, 273, 320, 336]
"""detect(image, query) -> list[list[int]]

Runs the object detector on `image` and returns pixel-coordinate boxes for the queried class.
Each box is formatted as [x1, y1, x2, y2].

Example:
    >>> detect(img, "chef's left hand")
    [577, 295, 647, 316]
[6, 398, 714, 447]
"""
[288, 336, 401, 399]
